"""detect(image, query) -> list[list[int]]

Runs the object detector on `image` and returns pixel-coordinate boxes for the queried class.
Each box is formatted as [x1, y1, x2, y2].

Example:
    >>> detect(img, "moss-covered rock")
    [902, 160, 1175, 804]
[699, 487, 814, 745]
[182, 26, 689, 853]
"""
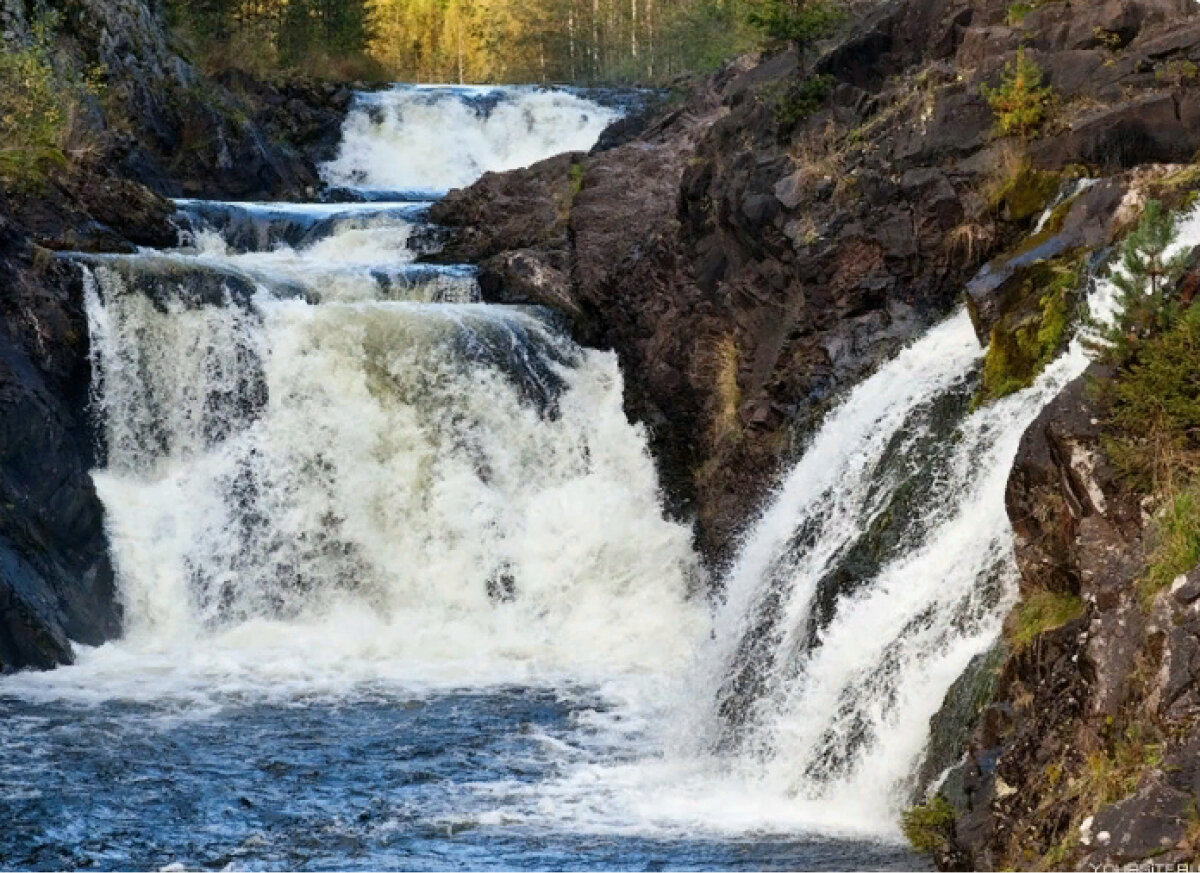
[975, 253, 1084, 406]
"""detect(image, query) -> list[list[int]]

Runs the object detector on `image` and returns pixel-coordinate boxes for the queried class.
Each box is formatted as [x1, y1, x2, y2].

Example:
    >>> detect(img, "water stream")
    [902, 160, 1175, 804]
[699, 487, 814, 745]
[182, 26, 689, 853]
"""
[0, 84, 1108, 871]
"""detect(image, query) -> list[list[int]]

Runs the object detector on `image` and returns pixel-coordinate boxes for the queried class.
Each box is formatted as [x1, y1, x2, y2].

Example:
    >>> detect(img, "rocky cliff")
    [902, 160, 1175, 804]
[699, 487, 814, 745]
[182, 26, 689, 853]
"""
[937, 352, 1200, 870]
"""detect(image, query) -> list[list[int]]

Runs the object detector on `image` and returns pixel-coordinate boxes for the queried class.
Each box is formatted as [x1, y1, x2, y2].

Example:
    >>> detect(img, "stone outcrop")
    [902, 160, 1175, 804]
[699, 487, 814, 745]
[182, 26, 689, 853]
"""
[0, 216, 120, 670]
[938, 356, 1200, 869]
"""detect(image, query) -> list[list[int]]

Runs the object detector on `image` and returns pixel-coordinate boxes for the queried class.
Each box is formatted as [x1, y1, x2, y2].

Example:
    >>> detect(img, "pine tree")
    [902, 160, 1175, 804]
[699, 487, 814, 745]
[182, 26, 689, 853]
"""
[1088, 199, 1192, 364]
[981, 48, 1053, 138]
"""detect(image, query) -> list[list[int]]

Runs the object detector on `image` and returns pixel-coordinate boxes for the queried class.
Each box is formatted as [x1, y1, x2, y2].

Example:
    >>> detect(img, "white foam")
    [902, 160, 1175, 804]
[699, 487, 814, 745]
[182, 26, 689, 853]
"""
[71, 281, 707, 704]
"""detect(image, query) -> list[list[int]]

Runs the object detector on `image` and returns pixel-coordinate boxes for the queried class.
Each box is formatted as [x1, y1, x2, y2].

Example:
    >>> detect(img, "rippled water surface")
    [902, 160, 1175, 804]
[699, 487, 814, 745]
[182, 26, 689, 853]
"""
[0, 688, 924, 871]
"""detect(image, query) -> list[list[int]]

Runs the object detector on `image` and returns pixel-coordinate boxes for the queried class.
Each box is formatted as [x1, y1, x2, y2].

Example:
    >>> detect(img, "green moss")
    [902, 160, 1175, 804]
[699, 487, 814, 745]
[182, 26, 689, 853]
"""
[1145, 163, 1200, 213]
[991, 165, 1063, 221]
[1040, 833, 1075, 870]
[1156, 58, 1200, 86]
[901, 795, 955, 854]
[568, 162, 584, 199]
[1006, 589, 1083, 650]
[1006, 1, 1033, 25]
[976, 255, 1084, 405]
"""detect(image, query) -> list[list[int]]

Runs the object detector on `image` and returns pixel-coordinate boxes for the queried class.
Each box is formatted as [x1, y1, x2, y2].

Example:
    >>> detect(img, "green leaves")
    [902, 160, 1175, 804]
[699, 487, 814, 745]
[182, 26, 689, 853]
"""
[744, 0, 844, 45]
[0, 27, 67, 188]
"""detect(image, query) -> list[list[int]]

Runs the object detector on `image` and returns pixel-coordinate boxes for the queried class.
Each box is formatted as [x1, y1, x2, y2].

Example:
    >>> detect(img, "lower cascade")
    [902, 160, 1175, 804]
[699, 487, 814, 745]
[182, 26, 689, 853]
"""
[0, 84, 1106, 869]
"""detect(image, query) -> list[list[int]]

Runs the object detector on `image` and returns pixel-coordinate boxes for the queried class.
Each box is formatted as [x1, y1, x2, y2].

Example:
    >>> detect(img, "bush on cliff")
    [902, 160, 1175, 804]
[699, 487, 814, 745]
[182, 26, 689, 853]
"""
[1142, 481, 1200, 602]
[745, 0, 844, 45]
[901, 795, 954, 854]
[0, 30, 66, 185]
[0, 12, 101, 188]
[1090, 199, 1192, 366]
[982, 48, 1053, 139]
[1103, 302, 1200, 490]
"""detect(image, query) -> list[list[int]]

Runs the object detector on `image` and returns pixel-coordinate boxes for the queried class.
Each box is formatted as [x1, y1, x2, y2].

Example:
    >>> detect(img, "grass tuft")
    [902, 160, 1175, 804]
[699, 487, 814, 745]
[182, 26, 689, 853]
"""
[901, 795, 955, 854]
[1006, 590, 1083, 650]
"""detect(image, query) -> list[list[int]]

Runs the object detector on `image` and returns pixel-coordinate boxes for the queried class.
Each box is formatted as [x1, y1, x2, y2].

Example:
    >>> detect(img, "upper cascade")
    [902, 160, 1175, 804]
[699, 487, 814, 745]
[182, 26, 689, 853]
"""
[320, 85, 622, 197]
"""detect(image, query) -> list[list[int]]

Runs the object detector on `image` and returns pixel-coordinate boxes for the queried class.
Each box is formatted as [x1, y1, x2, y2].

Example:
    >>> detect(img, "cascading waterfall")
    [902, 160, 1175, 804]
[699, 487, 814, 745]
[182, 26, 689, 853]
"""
[701, 309, 1092, 823]
[498, 290, 1109, 840]
[72, 154, 703, 692]
[0, 83, 1156, 870]
[321, 86, 622, 196]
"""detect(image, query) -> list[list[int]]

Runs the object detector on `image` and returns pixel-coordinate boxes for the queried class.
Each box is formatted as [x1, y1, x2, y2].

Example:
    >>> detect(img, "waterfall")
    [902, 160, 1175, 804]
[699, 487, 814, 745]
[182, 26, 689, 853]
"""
[681, 228, 1142, 832]
[83, 266, 703, 686]
[320, 86, 621, 197]
[50, 87, 705, 701]
[702, 308, 1077, 821]
[6, 82, 1151, 854]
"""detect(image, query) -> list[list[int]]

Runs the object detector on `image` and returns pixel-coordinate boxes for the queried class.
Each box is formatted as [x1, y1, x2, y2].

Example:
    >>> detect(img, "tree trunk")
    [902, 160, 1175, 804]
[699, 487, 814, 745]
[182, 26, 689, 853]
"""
[630, 0, 638, 59]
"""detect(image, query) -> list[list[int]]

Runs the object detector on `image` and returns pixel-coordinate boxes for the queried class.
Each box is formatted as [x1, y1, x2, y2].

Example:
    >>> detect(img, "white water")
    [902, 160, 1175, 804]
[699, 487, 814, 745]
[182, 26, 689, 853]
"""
[321, 86, 620, 195]
[491, 300, 1106, 839]
[76, 282, 704, 697]
[5, 83, 1163, 847]
[11, 88, 702, 708]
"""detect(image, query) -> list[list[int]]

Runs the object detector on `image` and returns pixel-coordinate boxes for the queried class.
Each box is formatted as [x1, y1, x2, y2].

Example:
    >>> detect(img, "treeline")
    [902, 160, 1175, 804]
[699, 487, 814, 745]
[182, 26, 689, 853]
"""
[165, 0, 836, 84]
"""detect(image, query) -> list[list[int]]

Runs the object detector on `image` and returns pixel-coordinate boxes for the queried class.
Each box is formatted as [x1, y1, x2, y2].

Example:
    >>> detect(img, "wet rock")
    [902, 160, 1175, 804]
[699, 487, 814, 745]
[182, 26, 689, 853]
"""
[966, 178, 1128, 342]
[0, 217, 120, 671]
[477, 250, 578, 319]
[429, 153, 578, 263]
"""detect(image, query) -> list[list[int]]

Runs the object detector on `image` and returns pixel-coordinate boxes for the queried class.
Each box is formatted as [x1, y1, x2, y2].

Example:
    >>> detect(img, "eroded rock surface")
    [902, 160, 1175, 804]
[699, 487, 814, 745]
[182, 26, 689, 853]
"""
[941, 366, 1200, 869]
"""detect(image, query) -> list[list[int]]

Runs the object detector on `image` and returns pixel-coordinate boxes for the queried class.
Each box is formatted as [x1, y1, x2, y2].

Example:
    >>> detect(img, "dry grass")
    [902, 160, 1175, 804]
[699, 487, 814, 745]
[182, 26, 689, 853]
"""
[981, 140, 1031, 208]
[787, 119, 845, 179]
[945, 220, 995, 263]
[709, 334, 742, 448]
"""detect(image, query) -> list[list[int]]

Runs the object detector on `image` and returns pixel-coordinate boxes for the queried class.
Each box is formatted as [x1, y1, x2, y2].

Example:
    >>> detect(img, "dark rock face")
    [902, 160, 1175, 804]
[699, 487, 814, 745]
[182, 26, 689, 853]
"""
[944, 365, 1200, 869]
[0, 217, 120, 671]
[2, 0, 349, 211]
[0, 0, 352, 669]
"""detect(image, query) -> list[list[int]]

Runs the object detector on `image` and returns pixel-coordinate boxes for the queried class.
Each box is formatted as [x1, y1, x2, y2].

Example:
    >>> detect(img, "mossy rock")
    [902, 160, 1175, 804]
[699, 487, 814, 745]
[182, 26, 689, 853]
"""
[975, 253, 1084, 406]
[991, 165, 1063, 222]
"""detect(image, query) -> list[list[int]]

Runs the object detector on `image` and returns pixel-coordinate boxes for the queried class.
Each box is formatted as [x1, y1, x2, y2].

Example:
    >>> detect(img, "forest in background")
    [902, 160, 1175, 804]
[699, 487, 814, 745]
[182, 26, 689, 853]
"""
[165, 0, 839, 84]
